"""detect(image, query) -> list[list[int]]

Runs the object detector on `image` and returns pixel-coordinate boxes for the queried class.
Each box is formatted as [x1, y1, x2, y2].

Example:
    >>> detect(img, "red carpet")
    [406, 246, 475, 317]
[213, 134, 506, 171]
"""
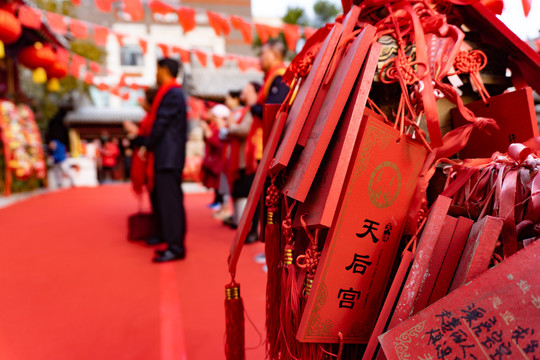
[0, 184, 266, 360]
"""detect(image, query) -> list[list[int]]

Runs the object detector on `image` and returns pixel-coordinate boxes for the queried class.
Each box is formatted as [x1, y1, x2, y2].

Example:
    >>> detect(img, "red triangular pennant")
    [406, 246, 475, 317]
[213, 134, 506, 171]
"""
[97, 83, 109, 91]
[230, 15, 253, 44]
[212, 54, 225, 68]
[93, 26, 109, 47]
[95, 0, 113, 13]
[193, 50, 207, 67]
[206, 11, 230, 37]
[522, 0, 531, 16]
[157, 43, 170, 58]
[122, 0, 144, 21]
[46, 12, 67, 35]
[118, 74, 127, 87]
[282, 23, 300, 52]
[115, 33, 126, 46]
[138, 39, 147, 54]
[84, 71, 94, 85]
[69, 18, 89, 39]
[176, 7, 196, 33]
[18, 6, 42, 30]
[148, 0, 174, 15]
[71, 0, 81, 6]
[89, 61, 101, 73]
[254, 23, 279, 44]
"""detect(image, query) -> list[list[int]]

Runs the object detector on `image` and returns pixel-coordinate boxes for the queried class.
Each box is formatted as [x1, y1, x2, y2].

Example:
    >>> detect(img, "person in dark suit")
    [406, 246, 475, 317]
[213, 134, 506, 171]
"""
[124, 58, 187, 262]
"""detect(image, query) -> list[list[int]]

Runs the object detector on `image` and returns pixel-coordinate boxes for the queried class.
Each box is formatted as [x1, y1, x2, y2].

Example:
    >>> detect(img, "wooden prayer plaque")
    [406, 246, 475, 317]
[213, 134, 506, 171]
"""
[379, 240, 540, 360]
[271, 23, 343, 172]
[452, 87, 539, 159]
[294, 42, 383, 229]
[429, 216, 474, 305]
[296, 115, 427, 343]
[449, 215, 503, 292]
[283, 25, 377, 203]
[387, 196, 452, 330]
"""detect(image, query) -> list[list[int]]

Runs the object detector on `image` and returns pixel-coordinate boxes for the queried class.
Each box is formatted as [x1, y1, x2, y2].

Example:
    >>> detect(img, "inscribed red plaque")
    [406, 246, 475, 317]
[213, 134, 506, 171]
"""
[296, 115, 427, 343]
[271, 23, 343, 172]
[451, 87, 538, 159]
[379, 239, 540, 360]
[293, 42, 382, 228]
[283, 25, 377, 203]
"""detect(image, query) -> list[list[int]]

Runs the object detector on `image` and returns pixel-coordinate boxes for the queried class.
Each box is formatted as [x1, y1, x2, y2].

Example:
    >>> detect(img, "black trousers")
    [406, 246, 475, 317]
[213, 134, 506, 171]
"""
[154, 169, 186, 254]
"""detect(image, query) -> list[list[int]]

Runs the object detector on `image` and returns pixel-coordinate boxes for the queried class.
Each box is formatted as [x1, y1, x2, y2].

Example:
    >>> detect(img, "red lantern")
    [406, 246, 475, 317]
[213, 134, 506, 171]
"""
[0, 9, 22, 44]
[18, 42, 56, 69]
[46, 62, 68, 79]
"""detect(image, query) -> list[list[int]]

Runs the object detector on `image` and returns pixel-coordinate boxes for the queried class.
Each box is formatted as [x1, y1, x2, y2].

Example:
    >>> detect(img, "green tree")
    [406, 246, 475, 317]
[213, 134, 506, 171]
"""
[282, 6, 309, 26]
[313, 0, 341, 27]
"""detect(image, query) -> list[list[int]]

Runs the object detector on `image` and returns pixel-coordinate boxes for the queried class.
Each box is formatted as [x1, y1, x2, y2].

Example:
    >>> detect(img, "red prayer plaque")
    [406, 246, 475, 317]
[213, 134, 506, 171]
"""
[293, 42, 383, 228]
[452, 87, 538, 159]
[387, 196, 453, 330]
[379, 239, 540, 360]
[271, 23, 343, 172]
[429, 216, 474, 305]
[296, 116, 427, 343]
[263, 104, 281, 148]
[283, 25, 377, 203]
[449, 215, 503, 293]
[228, 111, 288, 273]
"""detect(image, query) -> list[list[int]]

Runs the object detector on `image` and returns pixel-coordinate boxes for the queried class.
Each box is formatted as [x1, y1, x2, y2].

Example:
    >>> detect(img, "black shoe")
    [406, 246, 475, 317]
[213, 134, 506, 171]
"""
[223, 216, 238, 229]
[152, 249, 185, 263]
[146, 236, 165, 245]
[245, 232, 258, 244]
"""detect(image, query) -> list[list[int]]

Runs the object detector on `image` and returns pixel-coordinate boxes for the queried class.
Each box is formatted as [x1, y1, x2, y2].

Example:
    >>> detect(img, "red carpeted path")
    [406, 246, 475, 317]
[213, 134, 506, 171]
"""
[0, 184, 266, 360]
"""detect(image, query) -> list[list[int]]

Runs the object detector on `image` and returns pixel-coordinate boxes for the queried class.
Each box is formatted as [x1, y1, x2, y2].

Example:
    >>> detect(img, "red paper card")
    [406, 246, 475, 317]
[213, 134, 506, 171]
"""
[228, 110, 288, 273]
[387, 196, 453, 330]
[451, 87, 538, 159]
[449, 215, 503, 292]
[271, 23, 343, 172]
[283, 25, 377, 203]
[296, 116, 427, 343]
[429, 216, 474, 305]
[294, 42, 382, 228]
[379, 240, 540, 360]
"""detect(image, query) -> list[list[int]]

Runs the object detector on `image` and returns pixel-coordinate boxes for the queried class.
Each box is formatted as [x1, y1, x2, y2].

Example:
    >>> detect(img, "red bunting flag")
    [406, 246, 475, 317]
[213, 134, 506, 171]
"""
[118, 74, 127, 87]
[121, 91, 130, 101]
[177, 7, 196, 33]
[236, 56, 249, 72]
[84, 71, 94, 85]
[116, 33, 126, 46]
[95, 0, 113, 13]
[69, 19, 89, 39]
[303, 27, 317, 40]
[93, 26, 109, 47]
[18, 6, 42, 30]
[97, 83, 109, 91]
[110, 87, 120, 96]
[46, 12, 67, 35]
[122, 0, 144, 21]
[230, 16, 253, 45]
[89, 61, 101, 73]
[522, 0, 531, 16]
[70, 54, 85, 78]
[212, 54, 225, 68]
[254, 23, 280, 44]
[282, 23, 300, 52]
[71, 0, 81, 6]
[157, 43, 170, 58]
[148, 0, 175, 15]
[193, 50, 207, 67]
[177, 48, 190, 64]
[129, 83, 140, 90]
[206, 11, 231, 37]
[138, 39, 147, 54]
[56, 48, 69, 64]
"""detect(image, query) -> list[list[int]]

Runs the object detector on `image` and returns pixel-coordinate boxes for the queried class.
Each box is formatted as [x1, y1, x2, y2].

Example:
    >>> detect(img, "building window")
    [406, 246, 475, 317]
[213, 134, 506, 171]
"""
[120, 45, 144, 66]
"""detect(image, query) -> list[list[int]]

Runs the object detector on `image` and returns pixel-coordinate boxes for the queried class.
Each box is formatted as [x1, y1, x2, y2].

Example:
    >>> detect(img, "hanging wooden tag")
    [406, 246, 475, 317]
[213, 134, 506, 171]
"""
[296, 115, 427, 343]
[283, 25, 377, 203]
[451, 87, 538, 159]
[293, 42, 382, 229]
[379, 239, 540, 360]
[449, 215, 503, 292]
[271, 23, 343, 172]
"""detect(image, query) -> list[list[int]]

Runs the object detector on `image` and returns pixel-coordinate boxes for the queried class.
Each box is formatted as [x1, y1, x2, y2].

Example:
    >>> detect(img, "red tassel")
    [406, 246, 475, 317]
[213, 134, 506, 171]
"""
[225, 281, 245, 360]
[265, 176, 282, 359]
[278, 197, 301, 359]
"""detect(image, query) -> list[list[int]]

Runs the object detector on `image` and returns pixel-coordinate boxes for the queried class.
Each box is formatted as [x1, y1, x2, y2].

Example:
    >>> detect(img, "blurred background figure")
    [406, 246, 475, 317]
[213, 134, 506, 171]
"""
[48, 139, 73, 188]
[100, 132, 120, 183]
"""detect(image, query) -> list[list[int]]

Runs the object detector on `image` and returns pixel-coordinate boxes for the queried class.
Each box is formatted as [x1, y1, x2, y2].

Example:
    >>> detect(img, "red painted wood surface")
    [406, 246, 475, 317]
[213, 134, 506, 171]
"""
[271, 23, 343, 172]
[294, 42, 382, 228]
[449, 215, 503, 292]
[387, 196, 452, 330]
[452, 87, 538, 159]
[379, 240, 540, 360]
[428, 216, 474, 305]
[296, 115, 427, 343]
[283, 25, 377, 202]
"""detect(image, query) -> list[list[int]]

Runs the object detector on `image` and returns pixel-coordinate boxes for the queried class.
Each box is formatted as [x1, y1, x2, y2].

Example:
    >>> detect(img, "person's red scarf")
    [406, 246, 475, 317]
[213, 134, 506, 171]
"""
[131, 79, 181, 195]
[225, 107, 255, 188]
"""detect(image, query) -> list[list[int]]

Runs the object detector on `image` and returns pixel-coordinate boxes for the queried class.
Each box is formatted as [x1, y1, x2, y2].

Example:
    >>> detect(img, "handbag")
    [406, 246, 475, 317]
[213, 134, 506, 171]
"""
[127, 197, 156, 241]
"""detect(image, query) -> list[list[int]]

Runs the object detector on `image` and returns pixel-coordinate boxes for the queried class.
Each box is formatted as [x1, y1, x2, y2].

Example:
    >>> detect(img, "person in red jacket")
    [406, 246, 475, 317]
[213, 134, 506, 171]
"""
[100, 134, 120, 183]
